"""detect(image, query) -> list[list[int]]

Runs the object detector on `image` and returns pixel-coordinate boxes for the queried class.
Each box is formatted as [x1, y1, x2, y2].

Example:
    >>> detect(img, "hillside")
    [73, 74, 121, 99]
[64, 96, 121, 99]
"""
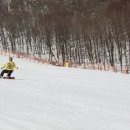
[0, 56, 130, 130]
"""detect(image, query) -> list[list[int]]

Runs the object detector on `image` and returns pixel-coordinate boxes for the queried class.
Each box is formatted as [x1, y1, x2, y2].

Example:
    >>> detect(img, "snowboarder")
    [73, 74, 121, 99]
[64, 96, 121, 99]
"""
[0, 57, 18, 78]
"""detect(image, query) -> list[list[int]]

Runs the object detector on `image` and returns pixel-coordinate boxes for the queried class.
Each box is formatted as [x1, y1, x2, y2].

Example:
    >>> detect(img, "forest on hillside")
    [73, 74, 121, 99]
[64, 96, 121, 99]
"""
[0, 0, 130, 72]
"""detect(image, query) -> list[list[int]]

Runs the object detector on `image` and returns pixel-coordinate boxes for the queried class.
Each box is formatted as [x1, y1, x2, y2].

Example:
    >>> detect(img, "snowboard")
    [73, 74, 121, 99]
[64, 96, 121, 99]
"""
[0, 77, 15, 79]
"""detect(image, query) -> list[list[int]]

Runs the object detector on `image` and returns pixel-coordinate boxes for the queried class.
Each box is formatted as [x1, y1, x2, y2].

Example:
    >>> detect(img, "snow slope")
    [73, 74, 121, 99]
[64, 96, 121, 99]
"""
[0, 55, 130, 130]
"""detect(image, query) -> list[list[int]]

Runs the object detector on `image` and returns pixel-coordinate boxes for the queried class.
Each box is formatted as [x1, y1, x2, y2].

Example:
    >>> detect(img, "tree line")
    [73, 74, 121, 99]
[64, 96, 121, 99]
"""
[0, 0, 130, 72]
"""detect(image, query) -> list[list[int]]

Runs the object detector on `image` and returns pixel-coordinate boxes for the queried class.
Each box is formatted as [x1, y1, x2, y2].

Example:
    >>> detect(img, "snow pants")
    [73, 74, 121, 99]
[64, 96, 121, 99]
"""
[0, 70, 13, 77]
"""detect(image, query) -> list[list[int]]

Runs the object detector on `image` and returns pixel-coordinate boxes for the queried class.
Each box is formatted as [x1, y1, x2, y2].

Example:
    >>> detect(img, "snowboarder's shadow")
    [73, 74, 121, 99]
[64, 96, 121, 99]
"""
[15, 79, 24, 80]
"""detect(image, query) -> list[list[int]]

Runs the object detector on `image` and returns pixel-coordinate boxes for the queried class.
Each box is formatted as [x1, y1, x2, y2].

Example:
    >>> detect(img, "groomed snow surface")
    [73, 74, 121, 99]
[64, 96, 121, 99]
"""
[0, 55, 130, 130]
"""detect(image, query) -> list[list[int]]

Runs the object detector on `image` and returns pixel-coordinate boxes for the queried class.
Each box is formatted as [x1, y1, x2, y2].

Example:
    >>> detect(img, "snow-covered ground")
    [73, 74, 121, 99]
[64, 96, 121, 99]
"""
[0, 55, 130, 130]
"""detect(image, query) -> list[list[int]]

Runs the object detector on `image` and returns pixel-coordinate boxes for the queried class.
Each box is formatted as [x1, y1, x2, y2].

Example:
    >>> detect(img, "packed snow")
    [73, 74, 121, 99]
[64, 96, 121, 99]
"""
[0, 55, 130, 130]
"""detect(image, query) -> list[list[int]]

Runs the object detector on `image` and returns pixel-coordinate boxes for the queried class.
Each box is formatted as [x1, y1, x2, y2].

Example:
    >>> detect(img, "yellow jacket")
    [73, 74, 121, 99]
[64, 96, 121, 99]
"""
[2, 61, 16, 71]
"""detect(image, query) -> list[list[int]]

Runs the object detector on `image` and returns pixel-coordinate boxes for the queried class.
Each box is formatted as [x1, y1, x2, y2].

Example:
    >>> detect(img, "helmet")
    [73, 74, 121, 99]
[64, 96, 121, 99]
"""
[9, 57, 13, 61]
